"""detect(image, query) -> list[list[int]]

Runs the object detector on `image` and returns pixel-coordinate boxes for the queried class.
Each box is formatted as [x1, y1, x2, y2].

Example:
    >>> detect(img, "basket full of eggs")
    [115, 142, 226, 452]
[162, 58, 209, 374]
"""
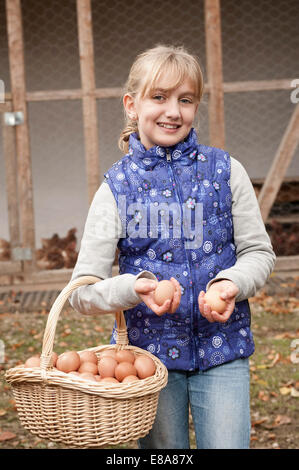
[5, 276, 168, 448]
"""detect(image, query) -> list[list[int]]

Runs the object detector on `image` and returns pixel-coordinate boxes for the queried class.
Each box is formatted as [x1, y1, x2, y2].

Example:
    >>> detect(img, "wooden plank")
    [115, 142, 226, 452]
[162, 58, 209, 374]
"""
[258, 104, 299, 221]
[223, 78, 295, 93]
[6, 0, 36, 267]
[204, 0, 225, 148]
[0, 260, 22, 275]
[0, 264, 119, 293]
[1, 102, 20, 250]
[274, 255, 299, 272]
[2, 79, 296, 106]
[26, 87, 123, 101]
[76, 0, 100, 204]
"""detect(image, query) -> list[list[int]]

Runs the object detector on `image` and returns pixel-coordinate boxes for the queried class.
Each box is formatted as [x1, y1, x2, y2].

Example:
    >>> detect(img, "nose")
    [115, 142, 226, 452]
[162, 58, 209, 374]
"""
[165, 98, 180, 120]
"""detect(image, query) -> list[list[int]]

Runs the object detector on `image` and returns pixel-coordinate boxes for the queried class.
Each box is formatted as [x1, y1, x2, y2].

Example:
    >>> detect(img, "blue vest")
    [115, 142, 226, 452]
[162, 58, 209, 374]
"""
[104, 129, 254, 371]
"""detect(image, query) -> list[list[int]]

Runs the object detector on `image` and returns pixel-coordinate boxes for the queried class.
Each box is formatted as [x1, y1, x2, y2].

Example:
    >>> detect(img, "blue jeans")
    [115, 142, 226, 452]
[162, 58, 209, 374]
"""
[138, 358, 251, 449]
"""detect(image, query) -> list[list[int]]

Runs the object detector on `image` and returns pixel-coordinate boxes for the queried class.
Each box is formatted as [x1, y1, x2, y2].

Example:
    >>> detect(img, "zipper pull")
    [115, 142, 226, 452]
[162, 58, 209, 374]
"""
[166, 150, 171, 162]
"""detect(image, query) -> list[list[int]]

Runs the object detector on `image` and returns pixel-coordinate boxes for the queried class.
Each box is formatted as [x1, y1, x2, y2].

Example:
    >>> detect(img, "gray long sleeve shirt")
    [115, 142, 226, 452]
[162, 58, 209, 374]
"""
[69, 157, 276, 315]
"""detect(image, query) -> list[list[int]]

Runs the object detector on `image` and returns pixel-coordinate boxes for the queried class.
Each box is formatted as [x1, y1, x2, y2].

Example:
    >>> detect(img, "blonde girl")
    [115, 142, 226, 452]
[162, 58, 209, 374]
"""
[70, 44, 275, 449]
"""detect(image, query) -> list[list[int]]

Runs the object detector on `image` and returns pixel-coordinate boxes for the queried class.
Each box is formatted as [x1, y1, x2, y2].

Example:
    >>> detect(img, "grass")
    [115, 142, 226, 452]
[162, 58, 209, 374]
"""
[0, 278, 298, 449]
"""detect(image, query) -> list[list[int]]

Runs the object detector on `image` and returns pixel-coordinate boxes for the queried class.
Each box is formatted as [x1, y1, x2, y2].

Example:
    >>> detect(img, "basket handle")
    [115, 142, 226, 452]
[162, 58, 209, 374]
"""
[40, 275, 127, 371]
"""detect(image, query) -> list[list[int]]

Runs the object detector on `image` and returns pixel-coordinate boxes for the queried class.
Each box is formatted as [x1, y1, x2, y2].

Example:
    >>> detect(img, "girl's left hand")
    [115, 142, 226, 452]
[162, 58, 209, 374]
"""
[198, 280, 239, 323]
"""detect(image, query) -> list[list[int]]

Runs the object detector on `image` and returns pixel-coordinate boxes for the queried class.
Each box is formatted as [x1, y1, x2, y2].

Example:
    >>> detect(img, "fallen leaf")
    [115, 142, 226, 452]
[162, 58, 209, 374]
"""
[274, 332, 296, 339]
[256, 379, 269, 387]
[269, 352, 281, 367]
[0, 409, 7, 417]
[94, 325, 104, 333]
[11, 341, 25, 350]
[279, 386, 291, 395]
[251, 417, 268, 427]
[273, 415, 291, 426]
[0, 431, 16, 441]
[290, 387, 299, 398]
[258, 390, 269, 401]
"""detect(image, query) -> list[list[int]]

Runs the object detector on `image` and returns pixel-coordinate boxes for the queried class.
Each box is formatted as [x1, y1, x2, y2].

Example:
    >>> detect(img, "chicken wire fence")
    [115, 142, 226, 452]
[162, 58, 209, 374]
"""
[0, 0, 298, 265]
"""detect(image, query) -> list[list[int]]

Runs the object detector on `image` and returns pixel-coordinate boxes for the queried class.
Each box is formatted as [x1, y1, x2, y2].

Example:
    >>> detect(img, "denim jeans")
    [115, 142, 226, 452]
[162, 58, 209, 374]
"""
[138, 358, 251, 449]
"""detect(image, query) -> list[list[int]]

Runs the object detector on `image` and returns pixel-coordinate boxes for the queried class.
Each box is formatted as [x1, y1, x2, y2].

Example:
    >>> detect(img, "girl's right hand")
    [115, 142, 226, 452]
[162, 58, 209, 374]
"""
[134, 277, 181, 316]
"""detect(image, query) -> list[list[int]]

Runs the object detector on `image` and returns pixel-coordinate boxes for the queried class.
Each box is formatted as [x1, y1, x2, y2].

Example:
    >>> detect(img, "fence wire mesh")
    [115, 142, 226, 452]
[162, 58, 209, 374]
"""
[0, 0, 298, 266]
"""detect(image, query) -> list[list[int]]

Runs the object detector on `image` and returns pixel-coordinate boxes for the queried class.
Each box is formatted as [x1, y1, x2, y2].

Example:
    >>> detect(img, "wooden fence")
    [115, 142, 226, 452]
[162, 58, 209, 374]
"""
[0, 0, 298, 291]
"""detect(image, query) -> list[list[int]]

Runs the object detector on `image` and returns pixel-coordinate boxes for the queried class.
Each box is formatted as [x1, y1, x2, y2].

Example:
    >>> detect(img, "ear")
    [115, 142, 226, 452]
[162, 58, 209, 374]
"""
[123, 94, 137, 120]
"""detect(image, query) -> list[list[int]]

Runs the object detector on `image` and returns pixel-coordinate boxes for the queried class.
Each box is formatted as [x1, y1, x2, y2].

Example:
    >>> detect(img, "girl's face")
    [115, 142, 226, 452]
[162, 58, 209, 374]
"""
[124, 76, 199, 150]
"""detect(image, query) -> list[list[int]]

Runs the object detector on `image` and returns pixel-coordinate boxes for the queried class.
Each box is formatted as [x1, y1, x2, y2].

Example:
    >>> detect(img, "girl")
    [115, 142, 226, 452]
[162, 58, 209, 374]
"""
[69, 45, 276, 449]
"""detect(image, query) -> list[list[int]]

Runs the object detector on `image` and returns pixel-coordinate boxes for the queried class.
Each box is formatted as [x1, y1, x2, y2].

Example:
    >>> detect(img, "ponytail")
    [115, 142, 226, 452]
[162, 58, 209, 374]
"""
[118, 118, 138, 153]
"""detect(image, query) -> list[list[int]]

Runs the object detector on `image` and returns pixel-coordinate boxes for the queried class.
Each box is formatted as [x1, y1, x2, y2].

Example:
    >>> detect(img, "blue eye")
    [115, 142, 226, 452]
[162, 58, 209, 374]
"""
[153, 95, 165, 101]
[181, 98, 192, 104]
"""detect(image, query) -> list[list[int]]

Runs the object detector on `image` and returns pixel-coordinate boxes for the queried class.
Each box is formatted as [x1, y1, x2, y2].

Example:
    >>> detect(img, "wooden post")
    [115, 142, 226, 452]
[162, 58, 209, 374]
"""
[204, 0, 225, 148]
[76, 0, 100, 204]
[1, 101, 20, 250]
[258, 104, 299, 222]
[6, 0, 35, 267]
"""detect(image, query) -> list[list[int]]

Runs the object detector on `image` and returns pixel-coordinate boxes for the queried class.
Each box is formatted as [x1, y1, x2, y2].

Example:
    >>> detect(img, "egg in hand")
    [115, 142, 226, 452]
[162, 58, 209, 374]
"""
[204, 289, 226, 313]
[154, 280, 175, 306]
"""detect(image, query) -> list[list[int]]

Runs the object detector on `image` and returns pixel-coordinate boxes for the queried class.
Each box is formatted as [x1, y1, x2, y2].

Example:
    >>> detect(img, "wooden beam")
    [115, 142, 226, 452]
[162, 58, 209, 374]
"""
[204, 0, 225, 148]
[0, 264, 120, 292]
[1, 101, 20, 250]
[258, 104, 299, 221]
[274, 255, 299, 272]
[76, 0, 100, 204]
[6, 0, 35, 267]
[223, 78, 294, 93]
[0, 260, 22, 275]
[2, 78, 296, 105]
[25, 87, 123, 102]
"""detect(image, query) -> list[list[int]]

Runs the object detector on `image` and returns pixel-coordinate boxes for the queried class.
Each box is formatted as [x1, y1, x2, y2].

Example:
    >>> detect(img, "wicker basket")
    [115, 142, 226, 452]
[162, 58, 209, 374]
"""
[5, 275, 168, 448]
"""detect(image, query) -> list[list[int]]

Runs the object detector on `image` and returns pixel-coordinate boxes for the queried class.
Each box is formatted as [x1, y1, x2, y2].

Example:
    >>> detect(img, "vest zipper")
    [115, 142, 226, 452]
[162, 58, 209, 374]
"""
[165, 150, 197, 371]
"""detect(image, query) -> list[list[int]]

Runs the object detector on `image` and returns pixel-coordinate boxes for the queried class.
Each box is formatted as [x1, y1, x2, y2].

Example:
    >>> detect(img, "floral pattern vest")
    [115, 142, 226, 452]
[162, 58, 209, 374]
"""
[104, 129, 255, 371]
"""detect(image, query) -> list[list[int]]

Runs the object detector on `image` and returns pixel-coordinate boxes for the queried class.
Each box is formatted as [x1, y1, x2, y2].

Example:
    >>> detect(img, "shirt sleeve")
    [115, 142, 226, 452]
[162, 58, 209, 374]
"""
[206, 156, 276, 301]
[68, 181, 157, 315]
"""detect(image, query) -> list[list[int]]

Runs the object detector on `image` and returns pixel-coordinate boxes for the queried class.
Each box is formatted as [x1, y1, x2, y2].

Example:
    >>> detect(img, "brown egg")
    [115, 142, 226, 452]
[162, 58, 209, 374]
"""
[134, 355, 156, 379]
[115, 362, 137, 382]
[122, 375, 140, 383]
[100, 377, 119, 384]
[51, 352, 58, 367]
[25, 356, 40, 368]
[204, 289, 226, 313]
[78, 361, 98, 375]
[115, 350, 135, 364]
[98, 356, 118, 377]
[56, 351, 81, 373]
[154, 280, 175, 306]
[100, 349, 117, 360]
[80, 372, 97, 382]
[79, 350, 98, 365]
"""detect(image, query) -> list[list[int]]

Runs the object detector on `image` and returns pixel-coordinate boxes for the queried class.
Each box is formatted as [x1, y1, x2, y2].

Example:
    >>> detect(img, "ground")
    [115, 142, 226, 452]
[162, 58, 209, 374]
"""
[0, 275, 298, 450]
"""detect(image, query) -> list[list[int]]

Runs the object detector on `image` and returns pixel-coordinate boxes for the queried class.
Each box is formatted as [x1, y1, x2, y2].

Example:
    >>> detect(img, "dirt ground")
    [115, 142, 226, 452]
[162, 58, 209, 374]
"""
[0, 274, 298, 450]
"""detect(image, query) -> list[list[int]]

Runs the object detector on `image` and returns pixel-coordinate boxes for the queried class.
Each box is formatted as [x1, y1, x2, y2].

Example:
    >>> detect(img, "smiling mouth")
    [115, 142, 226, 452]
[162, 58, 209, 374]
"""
[157, 123, 181, 129]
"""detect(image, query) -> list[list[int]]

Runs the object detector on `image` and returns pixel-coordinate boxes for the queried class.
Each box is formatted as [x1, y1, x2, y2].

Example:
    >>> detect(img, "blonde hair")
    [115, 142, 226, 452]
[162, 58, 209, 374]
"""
[119, 44, 205, 153]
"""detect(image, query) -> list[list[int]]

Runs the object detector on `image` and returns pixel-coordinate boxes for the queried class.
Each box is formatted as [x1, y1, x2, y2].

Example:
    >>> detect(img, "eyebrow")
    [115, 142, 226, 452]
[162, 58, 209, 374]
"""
[152, 88, 196, 97]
